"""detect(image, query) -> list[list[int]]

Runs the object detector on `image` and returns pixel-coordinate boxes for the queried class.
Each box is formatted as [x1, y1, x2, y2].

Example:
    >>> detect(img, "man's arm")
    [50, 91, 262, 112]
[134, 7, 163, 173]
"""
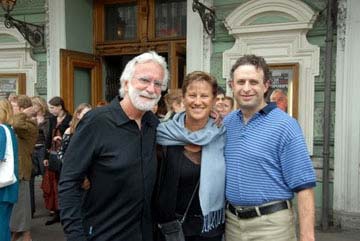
[58, 116, 96, 241]
[297, 188, 315, 241]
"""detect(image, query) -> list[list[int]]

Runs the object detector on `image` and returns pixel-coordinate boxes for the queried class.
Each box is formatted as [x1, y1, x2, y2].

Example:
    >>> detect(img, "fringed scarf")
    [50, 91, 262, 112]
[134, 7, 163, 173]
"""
[157, 112, 226, 232]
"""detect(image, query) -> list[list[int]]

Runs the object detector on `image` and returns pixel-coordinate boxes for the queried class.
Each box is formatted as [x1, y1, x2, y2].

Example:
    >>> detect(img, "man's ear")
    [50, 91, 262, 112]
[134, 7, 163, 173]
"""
[124, 80, 130, 93]
[264, 79, 271, 92]
[228, 80, 234, 90]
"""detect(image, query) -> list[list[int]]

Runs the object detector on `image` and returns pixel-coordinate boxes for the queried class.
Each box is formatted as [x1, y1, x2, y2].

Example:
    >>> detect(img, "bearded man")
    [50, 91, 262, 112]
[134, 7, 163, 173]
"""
[59, 51, 169, 241]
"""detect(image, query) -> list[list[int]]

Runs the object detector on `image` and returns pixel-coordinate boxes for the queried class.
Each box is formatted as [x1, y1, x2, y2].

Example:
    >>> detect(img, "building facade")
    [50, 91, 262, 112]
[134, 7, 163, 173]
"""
[0, 0, 359, 230]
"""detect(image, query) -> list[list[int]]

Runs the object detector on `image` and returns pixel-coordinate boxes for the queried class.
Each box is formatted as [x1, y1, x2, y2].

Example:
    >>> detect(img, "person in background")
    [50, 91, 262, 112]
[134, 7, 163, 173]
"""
[9, 95, 38, 241]
[224, 54, 316, 241]
[59, 51, 168, 241]
[270, 89, 288, 112]
[29, 96, 51, 218]
[154, 94, 168, 120]
[155, 71, 226, 241]
[42, 96, 72, 225]
[57, 103, 92, 190]
[218, 96, 234, 118]
[214, 86, 226, 115]
[57, 103, 92, 162]
[162, 88, 184, 121]
[0, 99, 19, 241]
[7, 93, 17, 103]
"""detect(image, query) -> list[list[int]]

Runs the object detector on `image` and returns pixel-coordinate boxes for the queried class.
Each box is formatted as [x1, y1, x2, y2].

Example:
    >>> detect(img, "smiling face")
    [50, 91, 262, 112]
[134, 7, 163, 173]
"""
[124, 61, 164, 111]
[48, 104, 62, 116]
[183, 80, 215, 124]
[231, 64, 269, 116]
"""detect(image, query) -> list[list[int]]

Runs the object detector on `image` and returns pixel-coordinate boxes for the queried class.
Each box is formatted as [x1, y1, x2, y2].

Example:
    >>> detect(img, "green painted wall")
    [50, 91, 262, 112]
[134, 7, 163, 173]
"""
[211, 0, 336, 221]
[65, 0, 93, 54]
[0, 0, 47, 96]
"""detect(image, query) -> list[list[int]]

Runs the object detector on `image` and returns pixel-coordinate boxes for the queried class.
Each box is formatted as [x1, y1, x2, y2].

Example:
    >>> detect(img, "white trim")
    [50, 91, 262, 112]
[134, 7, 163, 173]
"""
[222, 0, 319, 154]
[334, 0, 360, 227]
[0, 24, 37, 96]
[47, 0, 66, 99]
[186, 0, 212, 73]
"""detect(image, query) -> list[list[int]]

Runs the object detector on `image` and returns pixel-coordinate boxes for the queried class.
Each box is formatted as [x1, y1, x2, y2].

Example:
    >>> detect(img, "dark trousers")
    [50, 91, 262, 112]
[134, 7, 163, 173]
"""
[186, 235, 223, 241]
[30, 145, 46, 215]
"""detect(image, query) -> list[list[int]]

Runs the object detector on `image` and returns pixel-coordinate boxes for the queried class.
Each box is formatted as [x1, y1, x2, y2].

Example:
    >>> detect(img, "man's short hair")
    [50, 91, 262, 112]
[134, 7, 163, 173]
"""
[14, 94, 32, 109]
[217, 86, 226, 96]
[230, 54, 270, 83]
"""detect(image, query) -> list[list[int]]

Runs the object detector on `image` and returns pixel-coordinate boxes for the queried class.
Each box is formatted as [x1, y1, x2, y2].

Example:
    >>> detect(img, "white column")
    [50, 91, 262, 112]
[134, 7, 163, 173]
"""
[186, 0, 212, 73]
[334, 0, 360, 229]
[46, 0, 66, 99]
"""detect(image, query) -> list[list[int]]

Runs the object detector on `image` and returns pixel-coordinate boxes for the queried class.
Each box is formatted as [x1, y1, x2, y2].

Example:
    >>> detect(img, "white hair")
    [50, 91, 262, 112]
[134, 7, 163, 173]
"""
[119, 51, 169, 97]
[270, 88, 286, 101]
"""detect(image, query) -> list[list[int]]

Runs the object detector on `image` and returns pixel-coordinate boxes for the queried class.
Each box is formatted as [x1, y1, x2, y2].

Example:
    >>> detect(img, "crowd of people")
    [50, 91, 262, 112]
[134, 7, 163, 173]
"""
[0, 51, 316, 241]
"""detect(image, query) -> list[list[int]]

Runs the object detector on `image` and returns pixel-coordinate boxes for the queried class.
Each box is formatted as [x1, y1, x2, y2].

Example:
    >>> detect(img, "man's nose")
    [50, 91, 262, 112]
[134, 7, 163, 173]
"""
[146, 82, 156, 93]
[242, 81, 251, 91]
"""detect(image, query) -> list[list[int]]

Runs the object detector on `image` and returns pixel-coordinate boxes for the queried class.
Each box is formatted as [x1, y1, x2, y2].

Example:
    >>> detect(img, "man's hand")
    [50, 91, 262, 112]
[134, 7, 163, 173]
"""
[297, 188, 315, 241]
[210, 109, 223, 127]
[23, 106, 36, 117]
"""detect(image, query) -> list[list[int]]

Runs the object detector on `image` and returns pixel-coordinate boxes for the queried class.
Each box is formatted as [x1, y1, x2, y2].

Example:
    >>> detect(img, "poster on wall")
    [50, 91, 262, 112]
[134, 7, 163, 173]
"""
[267, 64, 299, 118]
[0, 74, 26, 99]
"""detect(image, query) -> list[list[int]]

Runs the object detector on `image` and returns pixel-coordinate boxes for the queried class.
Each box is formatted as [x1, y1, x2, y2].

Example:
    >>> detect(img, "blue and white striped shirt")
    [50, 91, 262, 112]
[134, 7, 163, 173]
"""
[223, 103, 316, 206]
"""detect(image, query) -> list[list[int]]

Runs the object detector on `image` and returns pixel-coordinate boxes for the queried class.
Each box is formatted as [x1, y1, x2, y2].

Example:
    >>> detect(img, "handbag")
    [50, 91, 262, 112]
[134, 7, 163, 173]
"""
[48, 127, 62, 172]
[0, 124, 17, 188]
[158, 180, 200, 241]
[48, 150, 62, 172]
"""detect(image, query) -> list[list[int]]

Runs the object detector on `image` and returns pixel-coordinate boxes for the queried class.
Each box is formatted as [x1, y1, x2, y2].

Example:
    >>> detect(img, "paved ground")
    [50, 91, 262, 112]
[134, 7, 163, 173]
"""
[25, 177, 360, 241]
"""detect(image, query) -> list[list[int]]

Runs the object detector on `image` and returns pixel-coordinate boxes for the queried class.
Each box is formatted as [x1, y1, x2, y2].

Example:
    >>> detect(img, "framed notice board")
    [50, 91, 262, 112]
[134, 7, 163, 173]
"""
[0, 73, 26, 99]
[268, 63, 299, 119]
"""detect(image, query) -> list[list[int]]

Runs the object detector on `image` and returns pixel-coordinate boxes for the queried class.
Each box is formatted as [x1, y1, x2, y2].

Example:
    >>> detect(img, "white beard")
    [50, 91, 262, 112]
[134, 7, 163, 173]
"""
[128, 83, 161, 111]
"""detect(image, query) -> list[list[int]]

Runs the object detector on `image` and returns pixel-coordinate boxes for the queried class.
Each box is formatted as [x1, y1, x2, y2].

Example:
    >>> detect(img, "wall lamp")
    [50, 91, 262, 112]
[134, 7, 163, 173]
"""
[1, 0, 44, 47]
[192, 0, 215, 39]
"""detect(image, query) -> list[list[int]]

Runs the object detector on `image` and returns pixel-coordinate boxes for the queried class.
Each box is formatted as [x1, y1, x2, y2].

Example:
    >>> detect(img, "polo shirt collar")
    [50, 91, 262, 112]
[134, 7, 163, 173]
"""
[109, 96, 159, 127]
[259, 102, 277, 115]
[237, 102, 277, 118]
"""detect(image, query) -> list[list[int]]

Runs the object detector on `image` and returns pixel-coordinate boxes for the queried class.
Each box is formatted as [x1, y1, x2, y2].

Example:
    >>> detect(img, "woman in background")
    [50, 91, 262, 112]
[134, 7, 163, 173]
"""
[162, 88, 185, 122]
[42, 96, 72, 225]
[57, 103, 92, 190]
[29, 96, 51, 217]
[0, 99, 19, 241]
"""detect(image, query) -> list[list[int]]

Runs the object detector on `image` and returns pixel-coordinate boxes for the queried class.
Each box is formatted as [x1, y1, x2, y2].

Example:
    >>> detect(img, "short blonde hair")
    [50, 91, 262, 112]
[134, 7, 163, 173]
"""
[0, 98, 14, 125]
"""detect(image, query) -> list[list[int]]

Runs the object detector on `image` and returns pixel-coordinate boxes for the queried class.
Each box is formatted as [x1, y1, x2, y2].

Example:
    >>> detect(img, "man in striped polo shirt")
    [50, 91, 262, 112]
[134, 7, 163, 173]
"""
[223, 55, 316, 241]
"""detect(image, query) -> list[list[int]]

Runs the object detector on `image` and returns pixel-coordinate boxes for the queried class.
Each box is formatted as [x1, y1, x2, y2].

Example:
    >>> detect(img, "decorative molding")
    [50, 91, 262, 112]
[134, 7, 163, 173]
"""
[334, 0, 360, 226]
[0, 23, 37, 96]
[95, 40, 186, 56]
[225, 0, 317, 36]
[222, 0, 320, 154]
[337, 0, 347, 51]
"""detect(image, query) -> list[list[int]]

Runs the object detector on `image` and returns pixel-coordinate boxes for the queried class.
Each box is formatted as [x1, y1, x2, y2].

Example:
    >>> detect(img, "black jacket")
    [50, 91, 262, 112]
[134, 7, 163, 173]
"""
[59, 96, 159, 241]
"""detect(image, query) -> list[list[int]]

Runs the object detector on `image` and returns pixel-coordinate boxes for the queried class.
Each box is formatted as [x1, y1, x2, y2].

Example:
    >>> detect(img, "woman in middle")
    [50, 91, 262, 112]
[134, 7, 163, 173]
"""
[155, 71, 226, 241]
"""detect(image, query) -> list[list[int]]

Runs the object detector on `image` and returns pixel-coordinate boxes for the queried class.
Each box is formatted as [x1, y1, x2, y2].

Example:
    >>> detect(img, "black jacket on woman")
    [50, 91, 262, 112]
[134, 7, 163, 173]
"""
[154, 145, 224, 240]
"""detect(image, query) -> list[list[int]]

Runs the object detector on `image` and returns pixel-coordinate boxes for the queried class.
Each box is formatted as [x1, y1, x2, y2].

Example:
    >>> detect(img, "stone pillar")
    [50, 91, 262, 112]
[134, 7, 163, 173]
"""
[46, 0, 66, 99]
[334, 0, 360, 230]
[186, 0, 212, 73]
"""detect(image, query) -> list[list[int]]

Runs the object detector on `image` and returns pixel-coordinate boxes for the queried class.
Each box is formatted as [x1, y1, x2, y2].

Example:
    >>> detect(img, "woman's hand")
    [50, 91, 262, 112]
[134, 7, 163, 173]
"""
[43, 159, 49, 166]
[53, 136, 62, 142]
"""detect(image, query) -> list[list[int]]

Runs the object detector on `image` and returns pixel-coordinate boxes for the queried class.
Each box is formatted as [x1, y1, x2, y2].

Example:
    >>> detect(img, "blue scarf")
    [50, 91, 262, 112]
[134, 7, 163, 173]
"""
[157, 112, 226, 232]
